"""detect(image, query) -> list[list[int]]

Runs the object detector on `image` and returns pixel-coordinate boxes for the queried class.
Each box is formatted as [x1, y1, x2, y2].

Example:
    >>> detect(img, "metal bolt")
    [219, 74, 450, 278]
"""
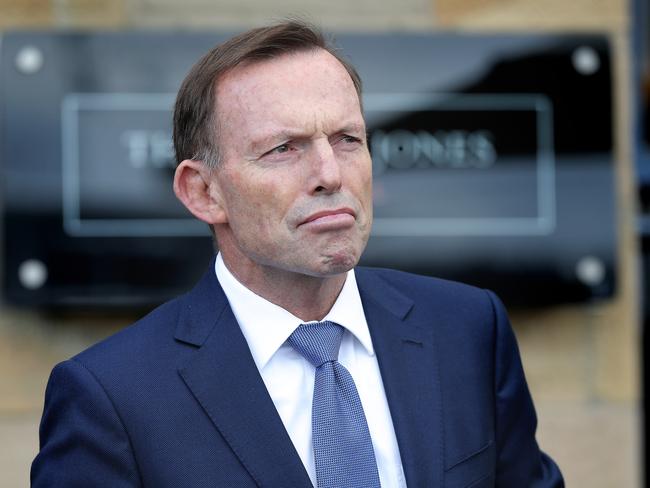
[572, 46, 600, 76]
[15, 45, 44, 75]
[575, 255, 605, 287]
[18, 259, 48, 290]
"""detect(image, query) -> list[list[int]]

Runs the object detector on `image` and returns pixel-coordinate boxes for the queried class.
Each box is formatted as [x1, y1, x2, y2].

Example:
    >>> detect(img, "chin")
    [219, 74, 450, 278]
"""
[318, 249, 360, 276]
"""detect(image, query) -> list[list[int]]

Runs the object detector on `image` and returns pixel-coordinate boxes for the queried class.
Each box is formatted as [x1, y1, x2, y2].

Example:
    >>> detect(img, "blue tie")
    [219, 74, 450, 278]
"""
[288, 321, 381, 488]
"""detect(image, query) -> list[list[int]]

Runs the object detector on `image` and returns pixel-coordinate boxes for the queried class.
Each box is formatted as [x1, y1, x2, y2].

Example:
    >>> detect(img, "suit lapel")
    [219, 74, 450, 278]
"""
[356, 268, 444, 488]
[174, 262, 312, 488]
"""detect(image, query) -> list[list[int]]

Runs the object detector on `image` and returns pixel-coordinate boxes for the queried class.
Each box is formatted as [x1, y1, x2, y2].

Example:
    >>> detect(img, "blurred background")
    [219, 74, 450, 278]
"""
[0, 0, 646, 486]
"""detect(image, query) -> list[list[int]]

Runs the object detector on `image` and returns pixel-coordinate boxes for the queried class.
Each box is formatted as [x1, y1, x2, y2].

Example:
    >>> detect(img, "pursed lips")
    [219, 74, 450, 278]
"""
[298, 208, 356, 229]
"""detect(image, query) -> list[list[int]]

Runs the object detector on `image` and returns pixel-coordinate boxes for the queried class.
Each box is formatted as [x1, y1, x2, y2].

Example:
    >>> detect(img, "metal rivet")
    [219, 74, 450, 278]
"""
[572, 46, 600, 76]
[18, 259, 48, 290]
[15, 45, 44, 75]
[575, 256, 605, 287]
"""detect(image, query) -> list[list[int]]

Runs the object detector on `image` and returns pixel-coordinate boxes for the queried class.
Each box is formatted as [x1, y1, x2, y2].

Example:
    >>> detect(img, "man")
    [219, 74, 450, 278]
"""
[32, 21, 563, 487]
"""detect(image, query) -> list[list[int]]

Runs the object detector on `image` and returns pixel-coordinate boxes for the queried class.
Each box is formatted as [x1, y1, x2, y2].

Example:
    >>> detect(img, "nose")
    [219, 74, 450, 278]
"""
[309, 139, 342, 195]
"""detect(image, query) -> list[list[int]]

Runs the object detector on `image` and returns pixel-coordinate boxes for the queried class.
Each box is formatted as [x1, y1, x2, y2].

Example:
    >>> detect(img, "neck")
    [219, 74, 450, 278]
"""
[220, 254, 348, 322]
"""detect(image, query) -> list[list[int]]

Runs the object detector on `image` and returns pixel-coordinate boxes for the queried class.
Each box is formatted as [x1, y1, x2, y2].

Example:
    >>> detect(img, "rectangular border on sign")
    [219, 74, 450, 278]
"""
[61, 92, 207, 237]
[62, 92, 555, 237]
[365, 93, 556, 236]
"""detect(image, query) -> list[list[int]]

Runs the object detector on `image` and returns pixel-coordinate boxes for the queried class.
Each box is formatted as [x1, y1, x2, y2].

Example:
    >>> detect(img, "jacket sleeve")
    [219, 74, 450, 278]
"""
[31, 359, 142, 487]
[487, 290, 565, 488]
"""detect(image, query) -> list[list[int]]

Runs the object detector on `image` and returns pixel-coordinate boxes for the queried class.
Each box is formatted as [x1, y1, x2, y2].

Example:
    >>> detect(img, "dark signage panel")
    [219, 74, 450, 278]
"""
[365, 94, 553, 230]
[0, 32, 615, 307]
[61, 93, 196, 236]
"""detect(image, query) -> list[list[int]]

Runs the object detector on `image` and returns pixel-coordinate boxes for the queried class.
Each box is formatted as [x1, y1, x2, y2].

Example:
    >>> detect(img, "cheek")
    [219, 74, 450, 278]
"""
[350, 158, 373, 204]
[224, 176, 293, 233]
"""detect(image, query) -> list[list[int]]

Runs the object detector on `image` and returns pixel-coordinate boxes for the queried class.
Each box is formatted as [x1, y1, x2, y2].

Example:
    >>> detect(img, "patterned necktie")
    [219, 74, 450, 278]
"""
[288, 321, 381, 488]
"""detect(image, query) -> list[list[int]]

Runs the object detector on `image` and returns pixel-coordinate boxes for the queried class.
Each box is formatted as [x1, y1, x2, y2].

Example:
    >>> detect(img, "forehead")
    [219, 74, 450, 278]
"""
[214, 49, 363, 145]
[217, 48, 358, 104]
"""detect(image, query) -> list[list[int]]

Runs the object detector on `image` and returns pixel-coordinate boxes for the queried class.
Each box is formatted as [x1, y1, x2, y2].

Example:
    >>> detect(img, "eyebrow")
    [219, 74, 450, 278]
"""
[337, 123, 366, 136]
[249, 130, 299, 155]
[247, 121, 367, 157]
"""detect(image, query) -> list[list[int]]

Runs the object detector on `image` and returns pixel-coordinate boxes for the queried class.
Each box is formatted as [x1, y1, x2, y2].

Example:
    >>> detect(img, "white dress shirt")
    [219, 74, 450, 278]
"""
[215, 254, 407, 487]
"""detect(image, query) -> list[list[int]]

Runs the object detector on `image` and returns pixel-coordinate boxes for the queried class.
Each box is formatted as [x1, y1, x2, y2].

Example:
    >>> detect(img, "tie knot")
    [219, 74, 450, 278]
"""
[287, 321, 344, 368]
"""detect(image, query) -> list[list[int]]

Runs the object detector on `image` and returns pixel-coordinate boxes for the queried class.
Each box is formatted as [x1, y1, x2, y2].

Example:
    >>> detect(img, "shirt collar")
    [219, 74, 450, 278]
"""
[215, 253, 374, 371]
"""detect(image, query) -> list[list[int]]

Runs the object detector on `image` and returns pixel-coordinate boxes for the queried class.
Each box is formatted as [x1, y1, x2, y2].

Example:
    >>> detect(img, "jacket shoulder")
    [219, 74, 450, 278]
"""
[356, 266, 502, 348]
[72, 294, 186, 373]
[356, 266, 490, 307]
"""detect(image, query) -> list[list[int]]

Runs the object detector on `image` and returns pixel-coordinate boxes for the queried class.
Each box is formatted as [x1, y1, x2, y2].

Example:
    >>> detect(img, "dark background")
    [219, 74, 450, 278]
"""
[1, 32, 617, 308]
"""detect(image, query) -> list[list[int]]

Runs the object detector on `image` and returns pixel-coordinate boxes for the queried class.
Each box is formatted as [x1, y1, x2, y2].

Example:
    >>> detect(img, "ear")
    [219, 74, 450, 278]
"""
[173, 159, 228, 225]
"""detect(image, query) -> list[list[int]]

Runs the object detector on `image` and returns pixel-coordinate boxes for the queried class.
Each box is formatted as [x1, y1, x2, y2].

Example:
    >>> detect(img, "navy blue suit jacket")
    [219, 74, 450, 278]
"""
[32, 263, 563, 487]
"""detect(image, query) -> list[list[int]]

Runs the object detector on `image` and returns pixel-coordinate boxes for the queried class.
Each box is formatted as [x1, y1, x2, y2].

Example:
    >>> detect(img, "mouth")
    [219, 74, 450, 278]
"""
[298, 208, 357, 230]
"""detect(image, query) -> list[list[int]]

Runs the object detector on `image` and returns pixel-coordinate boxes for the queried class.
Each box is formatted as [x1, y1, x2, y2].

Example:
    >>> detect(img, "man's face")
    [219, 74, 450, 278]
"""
[211, 48, 372, 280]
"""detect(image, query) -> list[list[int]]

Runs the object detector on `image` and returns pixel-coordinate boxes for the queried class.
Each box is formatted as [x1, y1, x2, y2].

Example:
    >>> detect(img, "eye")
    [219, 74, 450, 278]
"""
[272, 144, 290, 154]
[342, 135, 362, 144]
[334, 134, 363, 150]
[261, 143, 293, 159]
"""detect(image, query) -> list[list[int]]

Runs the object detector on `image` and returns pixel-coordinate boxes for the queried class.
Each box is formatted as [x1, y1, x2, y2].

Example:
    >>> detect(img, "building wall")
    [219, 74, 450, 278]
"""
[0, 1, 639, 486]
